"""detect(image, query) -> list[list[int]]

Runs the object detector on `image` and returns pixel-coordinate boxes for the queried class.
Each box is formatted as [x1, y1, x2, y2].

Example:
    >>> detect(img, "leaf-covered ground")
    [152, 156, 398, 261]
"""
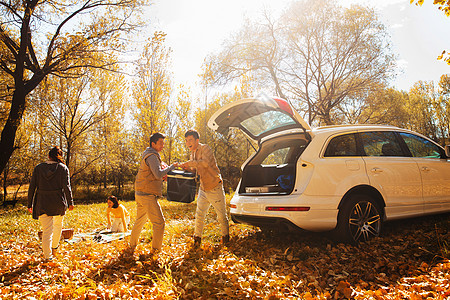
[0, 198, 449, 299]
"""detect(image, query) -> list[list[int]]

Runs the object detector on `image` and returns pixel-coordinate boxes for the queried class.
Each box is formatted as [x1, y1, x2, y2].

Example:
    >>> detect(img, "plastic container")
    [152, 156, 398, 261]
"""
[167, 170, 197, 203]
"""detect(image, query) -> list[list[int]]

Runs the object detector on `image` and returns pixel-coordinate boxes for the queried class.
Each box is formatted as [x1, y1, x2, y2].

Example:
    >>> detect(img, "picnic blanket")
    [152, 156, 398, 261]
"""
[66, 229, 131, 244]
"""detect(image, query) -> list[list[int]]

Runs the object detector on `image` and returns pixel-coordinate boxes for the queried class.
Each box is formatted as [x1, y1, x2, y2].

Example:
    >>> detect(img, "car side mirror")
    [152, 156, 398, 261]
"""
[446, 145, 450, 158]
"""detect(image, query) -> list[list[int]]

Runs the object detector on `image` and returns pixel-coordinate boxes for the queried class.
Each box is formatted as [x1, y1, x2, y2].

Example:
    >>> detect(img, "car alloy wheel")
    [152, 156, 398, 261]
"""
[348, 199, 381, 242]
[336, 194, 382, 243]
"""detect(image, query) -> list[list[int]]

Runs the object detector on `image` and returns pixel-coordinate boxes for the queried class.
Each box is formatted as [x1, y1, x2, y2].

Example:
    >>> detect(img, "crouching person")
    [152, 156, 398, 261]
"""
[106, 195, 130, 232]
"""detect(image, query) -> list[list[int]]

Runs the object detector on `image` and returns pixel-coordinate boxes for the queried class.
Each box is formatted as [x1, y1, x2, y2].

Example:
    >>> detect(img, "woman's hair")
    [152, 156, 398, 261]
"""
[48, 146, 64, 164]
[108, 195, 119, 208]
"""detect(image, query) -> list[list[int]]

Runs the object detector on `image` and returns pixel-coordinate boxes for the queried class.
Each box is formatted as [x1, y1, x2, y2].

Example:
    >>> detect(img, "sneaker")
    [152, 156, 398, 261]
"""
[221, 234, 230, 245]
[139, 248, 160, 261]
[149, 247, 160, 259]
[193, 236, 201, 248]
[43, 256, 53, 262]
[122, 246, 135, 258]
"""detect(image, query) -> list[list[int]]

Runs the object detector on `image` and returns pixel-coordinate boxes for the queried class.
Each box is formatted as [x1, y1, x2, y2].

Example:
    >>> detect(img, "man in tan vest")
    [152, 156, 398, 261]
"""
[180, 130, 230, 248]
[129, 133, 176, 254]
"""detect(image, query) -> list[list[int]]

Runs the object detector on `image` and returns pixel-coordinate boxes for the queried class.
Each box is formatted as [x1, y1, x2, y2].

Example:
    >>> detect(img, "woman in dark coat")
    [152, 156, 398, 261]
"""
[28, 146, 74, 260]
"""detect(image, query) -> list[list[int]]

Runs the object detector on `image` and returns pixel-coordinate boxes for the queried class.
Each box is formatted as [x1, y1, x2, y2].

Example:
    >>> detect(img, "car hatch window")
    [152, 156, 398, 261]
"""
[241, 111, 297, 137]
[360, 131, 404, 157]
[399, 132, 442, 158]
[324, 133, 357, 157]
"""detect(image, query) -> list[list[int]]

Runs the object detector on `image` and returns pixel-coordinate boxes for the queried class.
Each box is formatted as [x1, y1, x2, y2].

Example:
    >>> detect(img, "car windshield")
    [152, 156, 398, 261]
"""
[241, 110, 297, 138]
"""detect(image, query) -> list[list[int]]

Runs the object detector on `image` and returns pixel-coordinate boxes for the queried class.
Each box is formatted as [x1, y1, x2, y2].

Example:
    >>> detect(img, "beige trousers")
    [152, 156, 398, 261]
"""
[39, 214, 64, 259]
[194, 184, 229, 238]
[111, 215, 130, 232]
[130, 194, 165, 250]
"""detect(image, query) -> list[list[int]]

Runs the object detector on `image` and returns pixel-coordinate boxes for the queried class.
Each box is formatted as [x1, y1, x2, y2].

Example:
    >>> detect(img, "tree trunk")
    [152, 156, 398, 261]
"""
[117, 175, 122, 195]
[2, 167, 8, 201]
[321, 111, 334, 126]
[66, 140, 72, 169]
[103, 167, 107, 189]
[0, 1, 41, 175]
[13, 184, 22, 201]
[0, 89, 26, 174]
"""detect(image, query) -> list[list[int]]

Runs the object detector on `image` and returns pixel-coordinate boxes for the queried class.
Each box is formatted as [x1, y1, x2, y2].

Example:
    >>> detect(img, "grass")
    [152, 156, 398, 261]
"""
[0, 196, 236, 299]
[0, 196, 224, 246]
[0, 196, 449, 299]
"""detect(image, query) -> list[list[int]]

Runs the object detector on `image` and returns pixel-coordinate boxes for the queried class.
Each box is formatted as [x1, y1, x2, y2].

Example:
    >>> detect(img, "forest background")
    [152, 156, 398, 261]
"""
[0, 0, 449, 204]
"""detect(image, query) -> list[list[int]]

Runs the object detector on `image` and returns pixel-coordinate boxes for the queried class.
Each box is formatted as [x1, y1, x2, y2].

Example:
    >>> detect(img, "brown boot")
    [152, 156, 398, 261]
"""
[193, 236, 201, 248]
[221, 234, 230, 245]
[51, 247, 57, 256]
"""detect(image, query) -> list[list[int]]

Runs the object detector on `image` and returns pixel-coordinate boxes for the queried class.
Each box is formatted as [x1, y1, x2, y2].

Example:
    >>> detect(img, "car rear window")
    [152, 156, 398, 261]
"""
[241, 111, 297, 138]
[324, 133, 358, 157]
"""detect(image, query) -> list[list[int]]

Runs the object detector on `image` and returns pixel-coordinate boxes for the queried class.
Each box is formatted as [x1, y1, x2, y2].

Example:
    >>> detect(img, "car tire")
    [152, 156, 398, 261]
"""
[335, 194, 382, 243]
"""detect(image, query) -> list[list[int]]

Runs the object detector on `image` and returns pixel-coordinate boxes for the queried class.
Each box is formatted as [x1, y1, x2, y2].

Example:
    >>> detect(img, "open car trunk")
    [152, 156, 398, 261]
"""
[239, 134, 308, 195]
[207, 95, 313, 195]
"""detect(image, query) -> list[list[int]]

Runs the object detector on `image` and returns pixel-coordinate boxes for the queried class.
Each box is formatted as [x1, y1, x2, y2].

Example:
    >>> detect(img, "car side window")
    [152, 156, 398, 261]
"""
[399, 132, 442, 158]
[324, 134, 357, 157]
[360, 131, 404, 157]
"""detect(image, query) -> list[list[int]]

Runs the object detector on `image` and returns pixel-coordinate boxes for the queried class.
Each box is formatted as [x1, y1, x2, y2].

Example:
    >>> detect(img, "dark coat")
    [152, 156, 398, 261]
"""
[27, 161, 73, 220]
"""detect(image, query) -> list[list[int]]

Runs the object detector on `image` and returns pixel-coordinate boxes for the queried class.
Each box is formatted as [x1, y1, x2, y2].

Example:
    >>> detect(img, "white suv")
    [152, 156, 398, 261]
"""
[208, 94, 450, 243]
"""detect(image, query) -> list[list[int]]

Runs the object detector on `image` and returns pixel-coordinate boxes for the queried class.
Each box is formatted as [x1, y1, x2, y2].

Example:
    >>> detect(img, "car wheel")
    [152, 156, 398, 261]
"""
[335, 194, 382, 243]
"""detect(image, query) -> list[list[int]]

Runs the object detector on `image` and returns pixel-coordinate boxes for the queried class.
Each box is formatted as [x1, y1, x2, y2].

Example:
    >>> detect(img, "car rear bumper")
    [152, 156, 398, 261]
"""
[230, 193, 339, 232]
[231, 214, 301, 231]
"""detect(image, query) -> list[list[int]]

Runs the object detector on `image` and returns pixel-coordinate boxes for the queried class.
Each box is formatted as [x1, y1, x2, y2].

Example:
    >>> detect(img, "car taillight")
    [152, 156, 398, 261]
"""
[265, 206, 310, 211]
[230, 204, 237, 209]
[273, 98, 294, 116]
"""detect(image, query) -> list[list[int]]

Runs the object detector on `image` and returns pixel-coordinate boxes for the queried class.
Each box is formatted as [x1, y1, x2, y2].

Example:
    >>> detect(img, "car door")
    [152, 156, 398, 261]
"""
[315, 132, 368, 197]
[207, 93, 313, 142]
[359, 131, 423, 219]
[398, 132, 450, 214]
